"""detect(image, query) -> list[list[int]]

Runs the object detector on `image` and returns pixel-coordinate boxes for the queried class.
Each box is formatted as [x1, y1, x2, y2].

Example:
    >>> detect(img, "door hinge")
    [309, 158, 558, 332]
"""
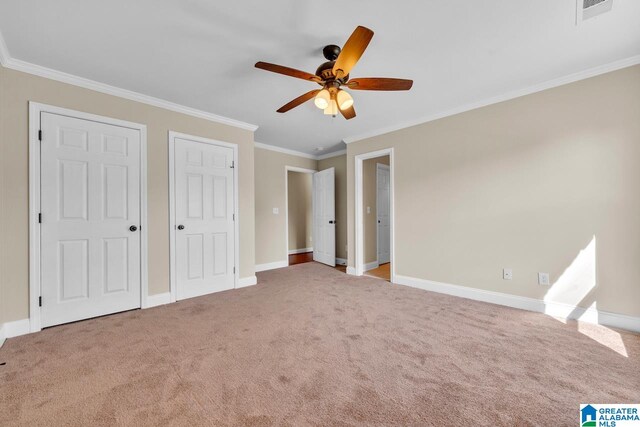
[233, 266, 236, 274]
[38, 213, 42, 223]
[232, 213, 235, 221]
[38, 130, 42, 141]
[230, 161, 235, 169]
[39, 296, 42, 307]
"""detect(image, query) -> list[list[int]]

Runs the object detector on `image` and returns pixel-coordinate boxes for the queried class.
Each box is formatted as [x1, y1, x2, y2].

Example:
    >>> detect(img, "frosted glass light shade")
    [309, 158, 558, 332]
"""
[337, 90, 354, 110]
[314, 89, 330, 109]
[324, 99, 338, 115]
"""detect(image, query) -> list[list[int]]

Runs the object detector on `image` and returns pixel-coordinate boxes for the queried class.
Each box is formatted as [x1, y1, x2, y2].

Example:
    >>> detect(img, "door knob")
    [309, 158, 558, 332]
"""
[329, 220, 335, 224]
[129, 225, 138, 232]
[177, 225, 185, 230]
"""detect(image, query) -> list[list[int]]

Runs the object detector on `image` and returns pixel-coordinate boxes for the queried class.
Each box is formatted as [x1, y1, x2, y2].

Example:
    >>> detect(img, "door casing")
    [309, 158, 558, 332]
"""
[168, 131, 239, 303]
[28, 102, 148, 333]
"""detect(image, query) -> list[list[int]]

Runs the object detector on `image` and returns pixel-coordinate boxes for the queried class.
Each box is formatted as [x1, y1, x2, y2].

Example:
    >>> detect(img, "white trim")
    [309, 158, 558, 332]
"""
[0, 28, 10, 66]
[285, 166, 317, 266]
[394, 275, 640, 333]
[343, 55, 640, 144]
[364, 261, 380, 272]
[145, 293, 171, 308]
[168, 131, 240, 303]
[0, 325, 4, 348]
[2, 319, 32, 339]
[354, 149, 395, 282]
[255, 141, 346, 161]
[28, 102, 148, 332]
[255, 142, 317, 159]
[317, 149, 347, 160]
[0, 52, 256, 131]
[288, 247, 313, 255]
[237, 276, 258, 288]
[347, 266, 357, 275]
[336, 257, 347, 266]
[255, 260, 288, 272]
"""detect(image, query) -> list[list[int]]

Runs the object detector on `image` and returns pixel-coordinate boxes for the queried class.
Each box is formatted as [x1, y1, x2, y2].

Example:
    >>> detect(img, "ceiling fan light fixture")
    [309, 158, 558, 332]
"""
[314, 89, 330, 109]
[337, 90, 354, 110]
[324, 99, 338, 116]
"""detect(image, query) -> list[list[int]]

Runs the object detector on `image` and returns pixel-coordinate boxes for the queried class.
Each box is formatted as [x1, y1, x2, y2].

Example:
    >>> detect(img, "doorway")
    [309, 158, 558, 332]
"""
[355, 149, 395, 282]
[286, 167, 315, 266]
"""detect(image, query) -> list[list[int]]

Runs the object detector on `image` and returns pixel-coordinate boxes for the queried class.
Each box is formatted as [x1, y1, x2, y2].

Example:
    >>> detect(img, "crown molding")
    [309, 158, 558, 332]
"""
[0, 29, 258, 132]
[316, 149, 346, 160]
[255, 142, 346, 161]
[0, 28, 10, 66]
[343, 54, 640, 144]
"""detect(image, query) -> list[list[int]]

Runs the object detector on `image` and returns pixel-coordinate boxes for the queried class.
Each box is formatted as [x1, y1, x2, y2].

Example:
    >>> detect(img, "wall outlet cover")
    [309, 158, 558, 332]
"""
[272, 207, 279, 214]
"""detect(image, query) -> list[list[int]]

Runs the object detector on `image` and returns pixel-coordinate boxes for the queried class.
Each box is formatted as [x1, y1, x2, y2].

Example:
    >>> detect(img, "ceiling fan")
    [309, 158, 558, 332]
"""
[255, 26, 413, 120]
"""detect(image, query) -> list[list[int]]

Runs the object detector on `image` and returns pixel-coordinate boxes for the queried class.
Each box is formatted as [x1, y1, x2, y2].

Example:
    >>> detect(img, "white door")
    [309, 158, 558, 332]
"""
[313, 167, 336, 266]
[377, 164, 391, 264]
[174, 137, 235, 300]
[40, 112, 142, 328]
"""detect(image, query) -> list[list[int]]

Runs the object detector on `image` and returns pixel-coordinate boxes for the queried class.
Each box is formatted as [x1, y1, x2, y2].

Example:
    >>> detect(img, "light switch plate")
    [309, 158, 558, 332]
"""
[272, 207, 279, 215]
[503, 268, 513, 280]
[367, 206, 371, 214]
[538, 272, 550, 286]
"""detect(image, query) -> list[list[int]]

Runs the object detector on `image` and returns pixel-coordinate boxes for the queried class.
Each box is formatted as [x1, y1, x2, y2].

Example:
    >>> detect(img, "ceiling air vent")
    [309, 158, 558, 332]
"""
[577, 0, 613, 24]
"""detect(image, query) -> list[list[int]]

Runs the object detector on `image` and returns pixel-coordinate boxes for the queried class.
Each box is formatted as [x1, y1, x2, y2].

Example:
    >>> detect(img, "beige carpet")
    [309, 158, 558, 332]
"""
[1, 262, 639, 426]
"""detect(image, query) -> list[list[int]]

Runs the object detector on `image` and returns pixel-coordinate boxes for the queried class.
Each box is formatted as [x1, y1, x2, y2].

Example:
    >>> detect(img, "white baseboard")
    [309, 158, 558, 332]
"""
[364, 261, 379, 272]
[347, 266, 357, 275]
[144, 292, 171, 308]
[336, 257, 347, 265]
[394, 275, 640, 333]
[255, 260, 288, 272]
[238, 276, 258, 288]
[0, 318, 32, 345]
[288, 247, 313, 255]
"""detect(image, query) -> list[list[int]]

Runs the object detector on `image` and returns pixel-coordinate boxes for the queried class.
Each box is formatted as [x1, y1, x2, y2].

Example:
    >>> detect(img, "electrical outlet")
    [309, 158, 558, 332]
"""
[272, 207, 279, 215]
[503, 268, 513, 280]
[367, 206, 371, 214]
[538, 272, 550, 286]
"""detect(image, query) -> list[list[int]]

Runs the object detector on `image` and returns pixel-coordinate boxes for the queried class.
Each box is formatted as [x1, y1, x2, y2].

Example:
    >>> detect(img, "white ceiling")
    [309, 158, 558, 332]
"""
[1, 0, 639, 155]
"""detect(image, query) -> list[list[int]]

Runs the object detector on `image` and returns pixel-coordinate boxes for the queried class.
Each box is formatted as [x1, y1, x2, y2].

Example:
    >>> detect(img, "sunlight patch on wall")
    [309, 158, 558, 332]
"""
[544, 236, 596, 318]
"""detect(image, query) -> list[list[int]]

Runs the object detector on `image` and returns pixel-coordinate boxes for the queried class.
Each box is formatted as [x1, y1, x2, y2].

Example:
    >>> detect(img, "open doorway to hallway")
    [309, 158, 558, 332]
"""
[363, 155, 391, 282]
[287, 169, 314, 265]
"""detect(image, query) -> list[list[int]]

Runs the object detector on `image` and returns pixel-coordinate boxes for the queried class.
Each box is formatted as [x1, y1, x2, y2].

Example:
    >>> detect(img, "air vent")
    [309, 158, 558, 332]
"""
[577, 0, 613, 24]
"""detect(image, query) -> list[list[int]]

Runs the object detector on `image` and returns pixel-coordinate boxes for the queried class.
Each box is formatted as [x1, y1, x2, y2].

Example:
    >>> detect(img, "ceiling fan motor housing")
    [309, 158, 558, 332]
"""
[317, 46, 349, 84]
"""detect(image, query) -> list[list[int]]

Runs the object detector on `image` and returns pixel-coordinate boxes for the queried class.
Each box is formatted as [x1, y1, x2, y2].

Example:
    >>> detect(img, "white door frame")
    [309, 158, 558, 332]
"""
[284, 166, 317, 265]
[354, 148, 395, 281]
[28, 102, 148, 333]
[168, 131, 239, 303]
[376, 163, 390, 265]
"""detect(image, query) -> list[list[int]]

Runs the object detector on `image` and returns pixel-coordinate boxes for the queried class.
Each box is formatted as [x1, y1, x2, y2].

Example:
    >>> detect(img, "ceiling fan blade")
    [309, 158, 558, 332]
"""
[332, 26, 374, 79]
[255, 62, 322, 83]
[339, 105, 356, 120]
[346, 78, 413, 91]
[277, 89, 321, 113]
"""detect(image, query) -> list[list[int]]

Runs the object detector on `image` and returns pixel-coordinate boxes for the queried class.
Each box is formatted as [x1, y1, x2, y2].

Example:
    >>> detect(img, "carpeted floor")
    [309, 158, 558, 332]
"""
[1, 262, 639, 426]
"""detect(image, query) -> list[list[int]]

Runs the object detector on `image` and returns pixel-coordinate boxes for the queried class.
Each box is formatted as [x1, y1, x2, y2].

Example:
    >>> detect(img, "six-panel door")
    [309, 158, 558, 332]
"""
[40, 112, 142, 328]
[174, 138, 235, 300]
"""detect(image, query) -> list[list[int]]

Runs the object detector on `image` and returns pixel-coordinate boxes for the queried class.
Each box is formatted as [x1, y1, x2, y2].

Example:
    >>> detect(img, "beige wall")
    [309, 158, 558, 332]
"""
[318, 154, 347, 261]
[255, 148, 316, 266]
[287, 171, 313, 251]
[363, 156, 389, 264]
[0, 65, 256, 324]
[347, 65, 640, 317]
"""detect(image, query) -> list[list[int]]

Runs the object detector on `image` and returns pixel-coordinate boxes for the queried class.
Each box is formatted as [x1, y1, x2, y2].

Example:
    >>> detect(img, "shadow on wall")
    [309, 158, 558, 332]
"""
[543, 235, 628, 358]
